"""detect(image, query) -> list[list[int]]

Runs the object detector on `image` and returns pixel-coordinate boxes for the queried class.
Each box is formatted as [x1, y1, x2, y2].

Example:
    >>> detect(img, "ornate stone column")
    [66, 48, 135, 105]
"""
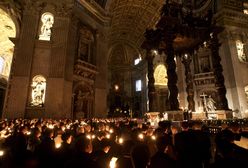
[165, 29, 179, 110]
[182, 54, 195, 111]
[210, 30, 229, 110]
[146, 50, 156, 112]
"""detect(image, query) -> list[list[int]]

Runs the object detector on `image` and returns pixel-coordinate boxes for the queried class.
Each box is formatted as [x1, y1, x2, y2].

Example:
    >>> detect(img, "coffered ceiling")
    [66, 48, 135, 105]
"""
[108, 0, 164, 48]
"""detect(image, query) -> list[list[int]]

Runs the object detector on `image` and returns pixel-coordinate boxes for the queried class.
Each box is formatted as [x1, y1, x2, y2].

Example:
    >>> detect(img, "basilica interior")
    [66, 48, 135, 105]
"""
[0, 0, 248, 120]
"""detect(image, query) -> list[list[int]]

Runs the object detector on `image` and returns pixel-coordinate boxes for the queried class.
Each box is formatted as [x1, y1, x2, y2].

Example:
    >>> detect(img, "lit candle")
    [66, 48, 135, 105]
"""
[118, 138, 123, 144]
[0, 150, 4, 157]
[138, 133, 144, 140]
[151, 135, 156, 141]
[55, 143, 61, 149]
[109, 157, 118, 168]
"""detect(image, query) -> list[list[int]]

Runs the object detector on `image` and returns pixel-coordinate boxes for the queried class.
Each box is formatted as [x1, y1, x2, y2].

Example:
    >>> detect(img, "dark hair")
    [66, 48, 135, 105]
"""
[156, 135, 170, 152]
[74, 135, 91, 153]
[181, 121, 189, 129]
[62, 131, 72, 142]
[100, 138, 111, 149]
[131, 144, 150, 168]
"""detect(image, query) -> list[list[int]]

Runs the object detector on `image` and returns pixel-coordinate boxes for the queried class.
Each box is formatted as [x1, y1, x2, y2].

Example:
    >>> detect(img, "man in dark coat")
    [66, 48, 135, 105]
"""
[64, 135, 99, 168]
[150, 135, 177, 168]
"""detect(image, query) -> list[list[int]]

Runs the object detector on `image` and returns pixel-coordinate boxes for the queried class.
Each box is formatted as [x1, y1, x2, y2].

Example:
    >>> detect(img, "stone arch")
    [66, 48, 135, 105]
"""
[0, 6, 19, 117]
[107, 43, 141, 65]
[0, 7, 17, 79]
[0, 5, 20, 38]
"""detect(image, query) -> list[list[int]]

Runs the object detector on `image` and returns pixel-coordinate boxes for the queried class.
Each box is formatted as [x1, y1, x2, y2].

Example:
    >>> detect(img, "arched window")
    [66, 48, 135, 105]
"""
[39, 12, 54, 41]
[236, 40, 247, 62]
[31, 75, 46, 106]
[0, 57, 5, 74]
[154, 64, 168, 86]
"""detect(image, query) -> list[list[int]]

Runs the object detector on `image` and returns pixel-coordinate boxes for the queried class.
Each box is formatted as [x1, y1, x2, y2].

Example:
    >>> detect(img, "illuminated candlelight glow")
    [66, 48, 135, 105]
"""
[109, 157, 118, 168]
[55, 143, 61, 149]
[0, 150, 4, 157]
[151, 135, 156, 140]
[118, 138, 123, 144]
[48, 124, 54, 129]
[138, 133, 144, 140]
[106, 134, 110, 139]
[86, 134, 91, 139]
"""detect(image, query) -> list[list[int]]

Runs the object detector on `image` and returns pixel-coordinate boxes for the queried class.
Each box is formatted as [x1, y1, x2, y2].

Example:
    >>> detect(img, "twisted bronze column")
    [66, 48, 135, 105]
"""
[165, 29, 179, 110]
[182, 54, 195, 111]
[146, 50, 156, 112]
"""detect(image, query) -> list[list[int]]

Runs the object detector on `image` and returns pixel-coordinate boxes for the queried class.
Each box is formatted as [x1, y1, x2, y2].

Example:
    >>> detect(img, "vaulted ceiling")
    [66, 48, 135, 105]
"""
[108, 0, 164, 49]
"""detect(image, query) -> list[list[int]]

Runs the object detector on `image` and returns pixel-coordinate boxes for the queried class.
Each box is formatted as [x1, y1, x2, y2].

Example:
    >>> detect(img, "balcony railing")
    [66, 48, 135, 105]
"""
[194, 72, 215, 86]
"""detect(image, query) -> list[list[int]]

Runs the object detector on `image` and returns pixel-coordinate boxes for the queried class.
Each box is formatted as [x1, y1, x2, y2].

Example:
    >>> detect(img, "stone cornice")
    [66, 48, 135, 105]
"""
[76, 0, 111, 26]
[215, 9, 248, 28]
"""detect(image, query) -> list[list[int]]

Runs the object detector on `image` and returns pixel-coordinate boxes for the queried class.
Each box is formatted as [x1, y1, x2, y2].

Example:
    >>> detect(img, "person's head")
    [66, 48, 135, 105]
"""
[122, 140, 135, 155]
[228, 122, 240, 133]
[75, 135, 92, 154]
[181, 121, 189, 131]
[156, 135, 170, 153]
[131, 144, 150, 168]
[44, 128, 54, 139]
[154, 127, 165, 137]
[32, 128, 41, 138]
[98, 122, 105, 131]
[84, 125, 91, 133]
[192, 121, 202, 130]
[216, 129, 235, 156]
[19, 126, 27, 134]
[100, 138, 111, 153]
[171, 125, 178, 135]
[76, 126, 84, 134]
[62, 131, 73, 144]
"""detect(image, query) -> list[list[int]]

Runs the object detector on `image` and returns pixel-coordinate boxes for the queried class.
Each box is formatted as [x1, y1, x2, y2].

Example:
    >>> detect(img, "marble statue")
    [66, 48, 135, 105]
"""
[236, 40, 247, 62]
[39, 13, 54, 41]
[31, 81, 45, 106]
[206, 96, 216, 112]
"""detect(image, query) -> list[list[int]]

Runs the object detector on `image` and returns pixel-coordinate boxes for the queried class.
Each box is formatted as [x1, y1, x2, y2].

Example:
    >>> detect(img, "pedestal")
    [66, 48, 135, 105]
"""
[191, 110, 233, 120]
[215, 110, 233, 119]
[25, 107, 45, 118]
[192, 112, 207, 120]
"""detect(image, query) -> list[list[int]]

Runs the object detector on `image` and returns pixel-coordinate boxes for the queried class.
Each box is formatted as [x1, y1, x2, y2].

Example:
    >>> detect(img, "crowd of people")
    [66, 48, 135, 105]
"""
[0, 118, 247, 168]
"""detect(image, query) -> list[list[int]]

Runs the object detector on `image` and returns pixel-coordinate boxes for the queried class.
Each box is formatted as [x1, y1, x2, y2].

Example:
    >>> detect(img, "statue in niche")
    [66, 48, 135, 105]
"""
[79, 41, 89, 62]
[78, 27, 93, 62]
[39, 13, 54, 41]
[31, 76, 46, 106]
[74, 90, 91, 116]
[245, 86, 248, 104]
[236, 40, 247, 62]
